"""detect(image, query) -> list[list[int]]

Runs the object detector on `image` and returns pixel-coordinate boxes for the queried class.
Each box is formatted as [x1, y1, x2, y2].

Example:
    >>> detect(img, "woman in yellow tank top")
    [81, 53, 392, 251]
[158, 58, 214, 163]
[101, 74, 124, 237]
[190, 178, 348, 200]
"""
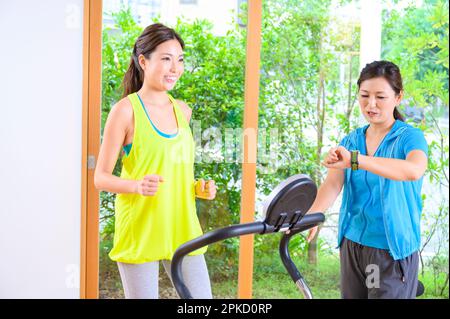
[94, 23, 216, 299]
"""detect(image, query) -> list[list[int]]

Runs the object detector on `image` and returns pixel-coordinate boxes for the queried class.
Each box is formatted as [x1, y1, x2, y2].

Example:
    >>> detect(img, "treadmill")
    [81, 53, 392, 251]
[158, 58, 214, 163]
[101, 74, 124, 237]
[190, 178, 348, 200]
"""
[171, 174, 325, 299]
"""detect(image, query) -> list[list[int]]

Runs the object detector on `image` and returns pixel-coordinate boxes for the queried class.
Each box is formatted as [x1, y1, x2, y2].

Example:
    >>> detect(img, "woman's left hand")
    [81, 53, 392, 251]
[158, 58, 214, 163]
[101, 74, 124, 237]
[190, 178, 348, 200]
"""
[322, 146, 351, 169]
[195, 179, 217, 200]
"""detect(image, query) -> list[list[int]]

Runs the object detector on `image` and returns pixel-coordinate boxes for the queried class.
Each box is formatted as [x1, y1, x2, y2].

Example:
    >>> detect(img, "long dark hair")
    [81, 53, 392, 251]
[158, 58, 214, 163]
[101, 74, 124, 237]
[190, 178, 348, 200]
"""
[357, 60, 405, 121]
[121, 23, 185, 98]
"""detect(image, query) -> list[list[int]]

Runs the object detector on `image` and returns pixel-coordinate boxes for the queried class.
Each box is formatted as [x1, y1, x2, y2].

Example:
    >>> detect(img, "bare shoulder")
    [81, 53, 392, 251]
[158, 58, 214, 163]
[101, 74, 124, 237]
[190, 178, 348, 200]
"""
[176, 99, 193, 122]
[108, 97, 133, 123]
[105, 96, 134, 134]
[176, 99, 192, 113]
[111, 96, 133, 117]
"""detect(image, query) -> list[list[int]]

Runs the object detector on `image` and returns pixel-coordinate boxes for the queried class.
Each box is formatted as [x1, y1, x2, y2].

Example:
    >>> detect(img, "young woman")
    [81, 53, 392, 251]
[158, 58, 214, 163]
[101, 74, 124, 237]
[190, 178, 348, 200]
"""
[94, 23, 216, 299]
[306, 60, 428, 299]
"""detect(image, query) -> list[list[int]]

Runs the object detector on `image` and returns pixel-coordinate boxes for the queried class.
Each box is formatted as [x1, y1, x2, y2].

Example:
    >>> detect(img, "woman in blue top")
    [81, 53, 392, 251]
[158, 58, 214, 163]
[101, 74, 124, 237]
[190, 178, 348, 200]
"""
[306, 60, 428, 299]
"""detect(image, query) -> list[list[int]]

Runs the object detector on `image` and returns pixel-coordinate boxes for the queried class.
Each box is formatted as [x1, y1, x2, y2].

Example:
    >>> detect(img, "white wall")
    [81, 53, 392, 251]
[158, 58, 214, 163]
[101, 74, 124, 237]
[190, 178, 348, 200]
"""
[0, 0, 84, 298]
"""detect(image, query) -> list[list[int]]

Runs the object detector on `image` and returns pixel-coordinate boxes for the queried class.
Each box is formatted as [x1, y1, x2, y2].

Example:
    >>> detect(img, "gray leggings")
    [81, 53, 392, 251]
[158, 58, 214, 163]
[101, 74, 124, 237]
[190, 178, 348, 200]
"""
[117, 254, 212, 299]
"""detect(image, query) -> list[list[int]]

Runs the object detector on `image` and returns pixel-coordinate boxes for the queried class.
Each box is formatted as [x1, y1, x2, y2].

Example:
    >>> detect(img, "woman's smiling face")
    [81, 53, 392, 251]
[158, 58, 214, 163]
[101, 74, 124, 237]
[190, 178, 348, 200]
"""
[358, 76, 403, 125]
[138, 39, 184, 91]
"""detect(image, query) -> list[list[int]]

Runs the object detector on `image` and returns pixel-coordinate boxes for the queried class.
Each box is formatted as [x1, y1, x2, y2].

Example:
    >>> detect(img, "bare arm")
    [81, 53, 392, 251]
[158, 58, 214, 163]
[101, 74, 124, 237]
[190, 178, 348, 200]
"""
[358, 151, 427, 181]
[325, 146, 428, 181]
[307, 168, 345, 214]
[176, 99, 218, 200]
[177, 99, 193, 123]
[94, 99, 138, 194]
[305, 167, 344, 242]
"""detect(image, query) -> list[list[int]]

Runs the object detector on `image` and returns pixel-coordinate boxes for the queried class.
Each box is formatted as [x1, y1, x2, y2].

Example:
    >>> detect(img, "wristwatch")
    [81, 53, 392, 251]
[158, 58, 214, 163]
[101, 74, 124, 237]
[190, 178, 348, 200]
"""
[351, 150, 359, 171]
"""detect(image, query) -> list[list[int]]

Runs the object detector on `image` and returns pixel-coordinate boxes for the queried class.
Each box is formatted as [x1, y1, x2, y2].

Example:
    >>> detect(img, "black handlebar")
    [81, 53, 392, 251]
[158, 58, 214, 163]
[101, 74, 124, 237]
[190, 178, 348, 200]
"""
[279, 213, 325, 299]
[171, 212, 325, 299]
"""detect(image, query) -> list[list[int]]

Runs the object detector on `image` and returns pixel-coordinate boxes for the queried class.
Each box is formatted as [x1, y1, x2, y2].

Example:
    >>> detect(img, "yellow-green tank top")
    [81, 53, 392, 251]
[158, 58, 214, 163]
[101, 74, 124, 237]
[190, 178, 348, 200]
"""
[109, 92, 207, 263]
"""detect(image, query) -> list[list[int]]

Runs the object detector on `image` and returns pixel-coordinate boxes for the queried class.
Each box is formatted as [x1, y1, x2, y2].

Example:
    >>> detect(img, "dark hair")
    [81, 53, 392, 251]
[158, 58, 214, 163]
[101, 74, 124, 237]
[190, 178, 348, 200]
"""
[357, 60, 405, 121]
[121, 23, 185, 98]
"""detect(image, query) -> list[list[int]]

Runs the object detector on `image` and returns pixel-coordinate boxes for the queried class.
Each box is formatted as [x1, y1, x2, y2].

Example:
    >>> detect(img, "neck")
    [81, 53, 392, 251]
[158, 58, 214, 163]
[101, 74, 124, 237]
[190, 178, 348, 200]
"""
[137, 84, 169, 107]
[368, 118, 396, 136]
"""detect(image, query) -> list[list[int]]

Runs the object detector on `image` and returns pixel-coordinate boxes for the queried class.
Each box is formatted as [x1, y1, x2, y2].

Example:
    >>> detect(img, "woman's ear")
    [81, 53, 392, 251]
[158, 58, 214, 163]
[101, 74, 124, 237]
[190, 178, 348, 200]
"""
[138, 54, 146, 71]
[396, 90, 404, 105]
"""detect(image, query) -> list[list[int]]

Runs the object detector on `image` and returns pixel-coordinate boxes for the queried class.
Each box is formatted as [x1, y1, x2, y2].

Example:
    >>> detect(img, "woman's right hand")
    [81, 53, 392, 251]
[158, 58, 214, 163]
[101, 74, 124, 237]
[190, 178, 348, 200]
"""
[307, 226, 318, 243]
[323, 147, 340, 165]
[135, 174, 164, 196]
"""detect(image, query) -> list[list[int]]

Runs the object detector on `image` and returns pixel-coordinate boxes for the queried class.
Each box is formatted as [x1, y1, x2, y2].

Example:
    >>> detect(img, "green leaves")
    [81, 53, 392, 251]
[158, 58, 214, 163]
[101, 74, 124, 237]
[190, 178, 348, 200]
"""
[99, 2, 448, 272]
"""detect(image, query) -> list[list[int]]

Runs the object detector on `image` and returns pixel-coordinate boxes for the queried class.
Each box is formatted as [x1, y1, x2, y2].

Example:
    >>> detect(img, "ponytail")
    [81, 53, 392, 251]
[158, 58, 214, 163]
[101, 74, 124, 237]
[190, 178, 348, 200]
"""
[393, 107, 405, 122]
[121, 46, 143, 98]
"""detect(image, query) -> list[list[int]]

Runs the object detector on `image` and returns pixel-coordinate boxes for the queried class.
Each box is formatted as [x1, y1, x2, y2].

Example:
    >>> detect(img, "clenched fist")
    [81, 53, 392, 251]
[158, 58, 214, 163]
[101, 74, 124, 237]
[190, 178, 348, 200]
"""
[195, 179, 217, 200]
[322, 146, 351, 169]
[135, 174, 164, 196]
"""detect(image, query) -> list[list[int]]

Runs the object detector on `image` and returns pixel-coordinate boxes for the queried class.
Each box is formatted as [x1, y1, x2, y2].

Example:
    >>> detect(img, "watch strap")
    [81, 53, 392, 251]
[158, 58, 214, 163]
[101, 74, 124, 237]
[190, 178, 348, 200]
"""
[351, 150, 359, 170]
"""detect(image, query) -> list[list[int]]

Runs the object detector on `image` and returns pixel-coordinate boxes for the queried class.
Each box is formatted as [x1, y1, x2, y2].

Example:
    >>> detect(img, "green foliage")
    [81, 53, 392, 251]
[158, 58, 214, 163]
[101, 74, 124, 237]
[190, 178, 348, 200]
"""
[258, 0, 362, 190]
[382, 0, 449, 108]
[419, 253, 449, 297]
[102, 7, 144, 127]
[99, 0, 448, 298]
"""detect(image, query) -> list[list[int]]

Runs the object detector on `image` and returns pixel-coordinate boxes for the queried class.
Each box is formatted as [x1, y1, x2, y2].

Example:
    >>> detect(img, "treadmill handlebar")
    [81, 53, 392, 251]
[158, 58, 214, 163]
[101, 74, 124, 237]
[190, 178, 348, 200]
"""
[171, 212, 325, 299]
[263, 212, 325, 234]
